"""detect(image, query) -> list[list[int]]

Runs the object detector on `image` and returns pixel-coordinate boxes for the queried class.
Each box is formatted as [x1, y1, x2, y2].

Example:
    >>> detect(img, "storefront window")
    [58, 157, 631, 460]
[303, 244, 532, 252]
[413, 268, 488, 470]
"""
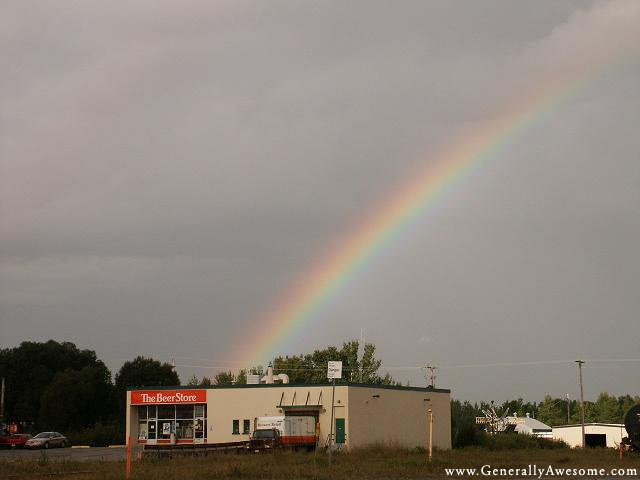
[195, 405, 205, 418]
[195, 418, 205, 440]
[137, 404, 206, 442]
[158, 405, 175, 420]
[176, 405, 193, 419]
[158, 421, 173, 439]
[176, 420, 194, 439]
[138, 406, 148, 440]
[138, 422, 148, 440]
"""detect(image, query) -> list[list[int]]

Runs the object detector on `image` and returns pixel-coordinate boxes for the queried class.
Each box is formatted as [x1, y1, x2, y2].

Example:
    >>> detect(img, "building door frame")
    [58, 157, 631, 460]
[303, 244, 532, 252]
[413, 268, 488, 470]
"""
[335, 418, 346, 444]
[146, 406, 158, 445]
[194, 404, 205, 444]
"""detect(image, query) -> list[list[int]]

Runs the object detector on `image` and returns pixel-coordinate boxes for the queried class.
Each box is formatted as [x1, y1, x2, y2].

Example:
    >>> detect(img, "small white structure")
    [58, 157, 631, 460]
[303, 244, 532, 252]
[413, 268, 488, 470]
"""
[508, 413, 552, 439]
[552, 423, 625, 448]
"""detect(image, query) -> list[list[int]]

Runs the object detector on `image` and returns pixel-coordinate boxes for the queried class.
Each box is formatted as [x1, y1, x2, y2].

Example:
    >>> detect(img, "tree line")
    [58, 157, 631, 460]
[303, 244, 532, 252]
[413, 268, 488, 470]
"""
[0, 339, 395, 436]
[451, 393, 640, 448]
[0, 341, 178, 434]
[189, 340, 399, 386]
[1, 339, 638, 448]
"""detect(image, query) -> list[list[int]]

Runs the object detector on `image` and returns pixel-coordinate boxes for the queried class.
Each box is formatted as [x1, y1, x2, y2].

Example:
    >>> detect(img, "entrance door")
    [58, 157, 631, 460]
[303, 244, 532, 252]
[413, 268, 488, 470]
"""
[147, 421, 157, 445]
[335, 418, 345, 444]
[586, 433, 606, 448]
[146, 406, 157, 445]
[194, 404, 205, 444]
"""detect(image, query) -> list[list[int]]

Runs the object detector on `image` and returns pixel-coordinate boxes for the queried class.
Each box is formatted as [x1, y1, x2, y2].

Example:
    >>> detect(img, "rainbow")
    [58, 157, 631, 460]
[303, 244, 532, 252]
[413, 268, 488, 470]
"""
[232, 48, 633, 367]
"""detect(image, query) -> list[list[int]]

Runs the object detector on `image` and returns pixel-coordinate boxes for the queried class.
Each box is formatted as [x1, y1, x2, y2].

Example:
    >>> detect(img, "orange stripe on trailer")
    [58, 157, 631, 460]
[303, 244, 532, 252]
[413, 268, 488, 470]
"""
[280, 435, 317, 446]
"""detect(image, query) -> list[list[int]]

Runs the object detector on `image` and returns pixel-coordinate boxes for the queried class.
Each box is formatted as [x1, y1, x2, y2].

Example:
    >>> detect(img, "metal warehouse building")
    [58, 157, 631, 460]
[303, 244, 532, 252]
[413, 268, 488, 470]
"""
[552, 423, 626, 448]
[125, 383, 451, 450]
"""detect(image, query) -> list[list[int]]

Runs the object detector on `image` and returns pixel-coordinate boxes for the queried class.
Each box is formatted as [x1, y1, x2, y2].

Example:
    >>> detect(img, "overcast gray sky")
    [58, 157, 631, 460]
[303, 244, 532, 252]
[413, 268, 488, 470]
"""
[1, 0, 639, 402]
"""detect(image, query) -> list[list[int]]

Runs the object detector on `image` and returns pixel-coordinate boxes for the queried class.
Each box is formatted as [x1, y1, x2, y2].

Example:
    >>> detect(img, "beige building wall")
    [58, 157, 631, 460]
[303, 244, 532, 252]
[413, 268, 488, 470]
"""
[125, 390, 139, 443]
[347, 386, 451, 450]
[127, 384, 451, 449]
[206, 385, 346, 447]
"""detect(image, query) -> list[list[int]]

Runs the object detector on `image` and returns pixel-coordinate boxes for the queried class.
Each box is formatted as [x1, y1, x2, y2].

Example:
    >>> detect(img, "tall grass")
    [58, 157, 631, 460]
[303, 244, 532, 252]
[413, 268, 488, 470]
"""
[1, 445, 636, 479]
[477, 432, 569, 450]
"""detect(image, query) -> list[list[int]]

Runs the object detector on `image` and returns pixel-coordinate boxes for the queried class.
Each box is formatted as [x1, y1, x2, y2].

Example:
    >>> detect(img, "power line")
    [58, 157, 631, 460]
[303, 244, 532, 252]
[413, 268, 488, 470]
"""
[169, 358, 640, 371]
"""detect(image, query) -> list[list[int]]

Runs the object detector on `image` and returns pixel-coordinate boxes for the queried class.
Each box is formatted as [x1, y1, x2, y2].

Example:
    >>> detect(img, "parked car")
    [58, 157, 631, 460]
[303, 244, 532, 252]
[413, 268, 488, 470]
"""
[4, 433, 32, 448]
[24, 432, 68, 449]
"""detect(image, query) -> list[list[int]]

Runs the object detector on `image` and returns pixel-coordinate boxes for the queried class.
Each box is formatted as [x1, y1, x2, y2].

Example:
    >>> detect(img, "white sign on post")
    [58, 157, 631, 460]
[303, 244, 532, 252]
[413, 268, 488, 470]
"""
[327, 361, 343, 379]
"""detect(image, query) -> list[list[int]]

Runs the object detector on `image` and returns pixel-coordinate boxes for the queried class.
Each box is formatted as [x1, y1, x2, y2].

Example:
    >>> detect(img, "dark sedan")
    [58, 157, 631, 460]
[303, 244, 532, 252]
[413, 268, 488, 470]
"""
[24, 432, 68, 449]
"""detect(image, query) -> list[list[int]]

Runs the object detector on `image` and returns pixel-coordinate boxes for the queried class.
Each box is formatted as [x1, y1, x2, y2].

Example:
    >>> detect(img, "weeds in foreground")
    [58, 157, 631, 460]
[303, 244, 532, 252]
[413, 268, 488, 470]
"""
[0, 447, 637, 479]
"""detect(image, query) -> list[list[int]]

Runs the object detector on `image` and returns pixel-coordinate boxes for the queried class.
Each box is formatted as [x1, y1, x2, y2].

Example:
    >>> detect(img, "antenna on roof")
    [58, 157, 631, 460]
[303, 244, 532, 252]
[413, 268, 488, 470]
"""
[423, 365, 438, 388]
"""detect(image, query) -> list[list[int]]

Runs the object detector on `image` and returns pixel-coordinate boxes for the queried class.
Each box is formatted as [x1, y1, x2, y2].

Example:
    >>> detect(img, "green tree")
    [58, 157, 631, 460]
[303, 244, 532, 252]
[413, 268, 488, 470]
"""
[0, 340, 106, 426]
[214, 371, 236, 385]
[39, 364, 115, 431]
[187, 375, 213, 386]
[619, 395, 640, 420]
[537, 395, 568, 427]
[500, 398, 539, 419]
[592, 392, 622, 423]
[271, 340, 398, 385]
[115, 356, 179, 389]
[450, 399, 484, 448]
[115, 356, 179, 421]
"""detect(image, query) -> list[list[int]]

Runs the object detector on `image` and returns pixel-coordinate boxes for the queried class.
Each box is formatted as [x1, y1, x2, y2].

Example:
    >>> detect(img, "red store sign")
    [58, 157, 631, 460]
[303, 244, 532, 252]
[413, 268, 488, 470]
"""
[131, 389, 206, 405]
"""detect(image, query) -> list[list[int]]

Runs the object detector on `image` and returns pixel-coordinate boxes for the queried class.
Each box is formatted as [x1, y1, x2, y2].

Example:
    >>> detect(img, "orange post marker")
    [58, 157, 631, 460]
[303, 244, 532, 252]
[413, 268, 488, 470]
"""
[619, 442, 623, 460]
[126, 436, 133, 479]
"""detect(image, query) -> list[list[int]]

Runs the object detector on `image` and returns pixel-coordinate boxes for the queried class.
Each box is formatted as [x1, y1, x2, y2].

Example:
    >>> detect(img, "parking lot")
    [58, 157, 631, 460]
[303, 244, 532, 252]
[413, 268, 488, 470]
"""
[0, 446, 128, 462]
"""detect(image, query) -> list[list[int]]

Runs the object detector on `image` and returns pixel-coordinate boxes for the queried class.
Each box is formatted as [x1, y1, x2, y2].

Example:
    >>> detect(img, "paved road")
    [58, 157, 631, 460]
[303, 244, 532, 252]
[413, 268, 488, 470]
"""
[0, 447, 129, 462]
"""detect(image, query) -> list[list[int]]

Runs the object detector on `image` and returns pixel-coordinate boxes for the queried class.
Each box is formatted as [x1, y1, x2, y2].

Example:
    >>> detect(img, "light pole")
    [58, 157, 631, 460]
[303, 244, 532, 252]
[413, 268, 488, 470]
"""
[424, 398, 432, 461]
[576, 360, 586, 448]
[428, 408, 433, 461]
[566, 393, 570, 424]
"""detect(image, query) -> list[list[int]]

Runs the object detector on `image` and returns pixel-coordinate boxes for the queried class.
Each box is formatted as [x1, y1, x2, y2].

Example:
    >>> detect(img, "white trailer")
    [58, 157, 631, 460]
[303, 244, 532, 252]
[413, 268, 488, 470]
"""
[255, 416, 316, 447]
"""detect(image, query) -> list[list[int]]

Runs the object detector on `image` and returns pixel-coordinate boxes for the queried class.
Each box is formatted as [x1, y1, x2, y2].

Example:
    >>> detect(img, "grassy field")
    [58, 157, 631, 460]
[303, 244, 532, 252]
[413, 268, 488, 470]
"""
[1, 446, 638, 479]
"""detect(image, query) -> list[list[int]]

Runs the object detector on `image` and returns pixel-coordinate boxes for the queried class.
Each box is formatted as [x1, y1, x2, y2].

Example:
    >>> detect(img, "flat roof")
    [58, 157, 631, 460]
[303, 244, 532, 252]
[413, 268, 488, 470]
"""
[127, 382, 450, 394]
[552, 423, 624, 429]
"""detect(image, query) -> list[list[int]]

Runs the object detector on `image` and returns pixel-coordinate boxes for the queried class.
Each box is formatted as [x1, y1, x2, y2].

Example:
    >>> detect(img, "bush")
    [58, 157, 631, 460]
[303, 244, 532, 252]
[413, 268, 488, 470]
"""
[478, 432, 568, 450]
[66, 422, 124, 447]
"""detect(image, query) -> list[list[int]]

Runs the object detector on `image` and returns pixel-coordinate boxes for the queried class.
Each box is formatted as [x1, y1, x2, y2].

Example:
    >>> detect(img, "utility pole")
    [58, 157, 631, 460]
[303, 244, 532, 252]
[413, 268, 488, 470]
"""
[566, 393, 570, 424]
[576, 360, 586, 448]
[1, 377, 5, 424]
[328, 377, 335, 466]
[326, 361, 341, 467]
[359, 328, 365, 383]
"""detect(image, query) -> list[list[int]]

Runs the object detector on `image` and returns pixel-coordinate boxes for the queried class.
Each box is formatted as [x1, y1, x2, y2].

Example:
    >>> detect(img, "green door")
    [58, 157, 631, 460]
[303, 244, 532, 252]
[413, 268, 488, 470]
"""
[335, 418, 345, 444]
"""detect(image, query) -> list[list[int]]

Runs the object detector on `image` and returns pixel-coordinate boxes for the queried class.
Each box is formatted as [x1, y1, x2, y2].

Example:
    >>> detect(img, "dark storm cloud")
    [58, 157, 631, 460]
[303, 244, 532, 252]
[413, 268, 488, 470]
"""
[1, 0, 639, 400]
